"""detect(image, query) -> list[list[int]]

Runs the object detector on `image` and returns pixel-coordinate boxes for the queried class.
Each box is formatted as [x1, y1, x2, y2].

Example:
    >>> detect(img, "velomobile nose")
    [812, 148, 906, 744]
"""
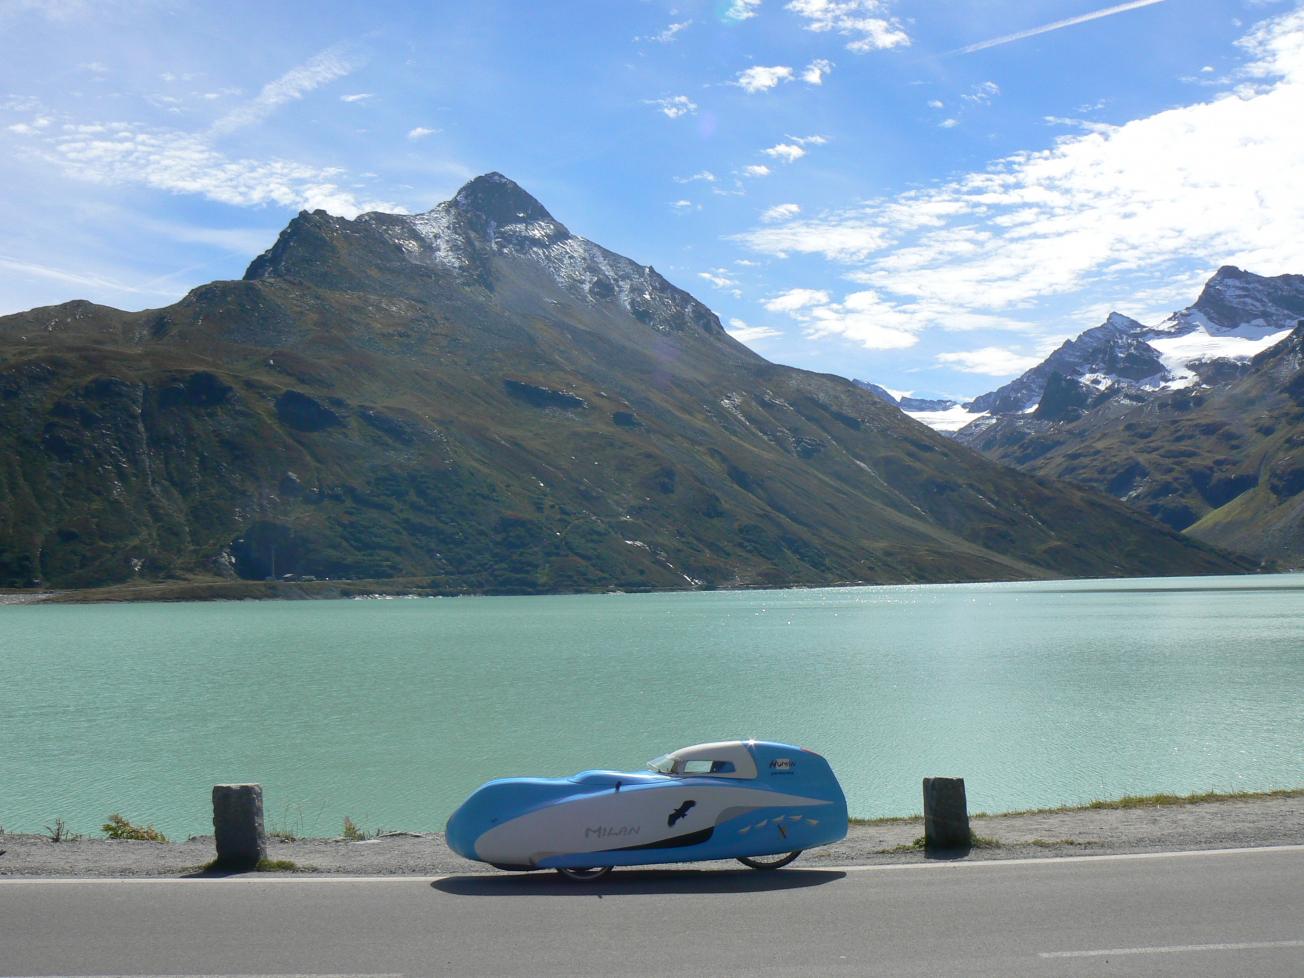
[444, 800, 478, 859]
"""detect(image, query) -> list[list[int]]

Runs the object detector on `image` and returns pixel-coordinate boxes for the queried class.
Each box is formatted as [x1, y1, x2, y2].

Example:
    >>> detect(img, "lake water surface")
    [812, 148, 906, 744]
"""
[2, 575, 1302, 839]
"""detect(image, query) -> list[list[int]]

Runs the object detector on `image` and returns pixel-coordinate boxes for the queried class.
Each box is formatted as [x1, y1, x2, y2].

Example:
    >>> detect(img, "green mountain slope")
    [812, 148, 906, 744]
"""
[0, 174, 1249, 591]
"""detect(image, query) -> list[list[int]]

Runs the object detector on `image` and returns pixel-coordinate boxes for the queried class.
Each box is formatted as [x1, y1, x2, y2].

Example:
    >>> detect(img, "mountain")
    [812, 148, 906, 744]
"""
[968, 312, 1165, 416]
[0, 173, 1248, 593]
[874, 267, 1304, 439]
[853, 380, 959, 414]
[956, 321, 1304, 563]
[851, 381, 970, 433]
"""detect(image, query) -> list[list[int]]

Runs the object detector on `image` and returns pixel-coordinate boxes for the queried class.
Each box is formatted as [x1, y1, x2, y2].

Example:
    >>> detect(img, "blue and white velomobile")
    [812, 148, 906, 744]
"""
[445, 740, 848, 879]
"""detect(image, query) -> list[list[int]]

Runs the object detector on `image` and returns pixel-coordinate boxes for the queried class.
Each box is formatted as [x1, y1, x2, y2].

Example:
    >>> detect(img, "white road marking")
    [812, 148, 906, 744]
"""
[0, 843, 1300, 884]
[823, 843, 1304, 873]
[0, 875, 445, 884]
[1041, 939, 1304, 959]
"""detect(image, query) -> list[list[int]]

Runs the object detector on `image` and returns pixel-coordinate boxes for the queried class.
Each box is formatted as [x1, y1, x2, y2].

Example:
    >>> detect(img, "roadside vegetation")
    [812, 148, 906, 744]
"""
[851, 785, 1304, 824]
[342, 816, 366, 841]
[102, 814, 168, 842]
[976, 786, 1304, 818]
[199, 856, 301, 873]
[43, 818, 81, 842]
[878, 833, 1002, 854]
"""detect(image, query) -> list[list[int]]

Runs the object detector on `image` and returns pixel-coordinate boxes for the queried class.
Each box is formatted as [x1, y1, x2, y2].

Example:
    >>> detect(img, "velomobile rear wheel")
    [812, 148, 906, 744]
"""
[556, 866, 613, 881]
[738, 850, 802, 870]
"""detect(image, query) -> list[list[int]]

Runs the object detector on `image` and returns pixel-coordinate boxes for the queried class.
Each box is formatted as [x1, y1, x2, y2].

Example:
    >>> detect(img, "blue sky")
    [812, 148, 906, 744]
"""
[2, 0, 1302, 400]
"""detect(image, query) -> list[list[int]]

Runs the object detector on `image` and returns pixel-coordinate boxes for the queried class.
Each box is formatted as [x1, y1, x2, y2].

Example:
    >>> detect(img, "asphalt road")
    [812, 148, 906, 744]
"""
[2, 846, 1301, 977]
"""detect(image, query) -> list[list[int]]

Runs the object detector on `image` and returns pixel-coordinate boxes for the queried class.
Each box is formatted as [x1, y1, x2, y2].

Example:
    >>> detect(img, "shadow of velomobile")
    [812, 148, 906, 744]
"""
[432, 867, 846, 897]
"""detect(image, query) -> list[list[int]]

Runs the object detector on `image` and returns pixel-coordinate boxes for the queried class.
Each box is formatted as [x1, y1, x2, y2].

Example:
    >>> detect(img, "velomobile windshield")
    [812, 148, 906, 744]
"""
[647, 754, 676, 774]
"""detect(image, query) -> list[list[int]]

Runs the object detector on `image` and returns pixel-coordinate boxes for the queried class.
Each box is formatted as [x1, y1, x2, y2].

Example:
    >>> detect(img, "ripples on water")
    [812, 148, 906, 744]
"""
[2, 574, 1302, 837]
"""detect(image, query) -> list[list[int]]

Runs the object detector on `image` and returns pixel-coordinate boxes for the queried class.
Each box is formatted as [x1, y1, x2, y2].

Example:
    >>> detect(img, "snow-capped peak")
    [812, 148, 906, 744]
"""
[1151, 266, 1304, 338]
[363, 173, 725, 337]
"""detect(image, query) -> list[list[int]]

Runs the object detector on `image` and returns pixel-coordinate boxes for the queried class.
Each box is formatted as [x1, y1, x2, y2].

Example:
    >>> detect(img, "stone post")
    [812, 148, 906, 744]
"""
[212, 783, 267, 868]
[923, 777, 970, 849]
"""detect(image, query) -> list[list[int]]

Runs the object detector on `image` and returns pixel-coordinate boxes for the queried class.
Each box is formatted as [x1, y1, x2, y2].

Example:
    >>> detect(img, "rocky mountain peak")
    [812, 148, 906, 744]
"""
[451, 172, 562, 233]
[1102, 311, 1142, 332]
[1185, 265, 1304, 335]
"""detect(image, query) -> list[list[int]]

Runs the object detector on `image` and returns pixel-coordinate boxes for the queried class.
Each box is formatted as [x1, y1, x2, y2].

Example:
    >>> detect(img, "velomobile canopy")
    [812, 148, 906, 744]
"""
[646, 740, 758, 779]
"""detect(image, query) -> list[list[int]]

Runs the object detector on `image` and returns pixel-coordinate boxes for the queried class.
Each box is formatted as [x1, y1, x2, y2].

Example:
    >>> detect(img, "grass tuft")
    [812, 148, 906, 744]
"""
[878, 832, 1001, 853]
[200, 856, 301, 873]
[255, 858, 299, 872]
[342, 816, 366, 841]
[879, 836, 927, 854]
[102, 813, 168, 842]
[43, 818, 82, 843]
[849, 814, 921, 827]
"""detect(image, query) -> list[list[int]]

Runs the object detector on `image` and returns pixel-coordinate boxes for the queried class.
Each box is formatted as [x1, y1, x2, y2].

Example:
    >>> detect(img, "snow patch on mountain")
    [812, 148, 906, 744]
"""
[903, 404, 987, 432]
[1147, 328, 1293, 385]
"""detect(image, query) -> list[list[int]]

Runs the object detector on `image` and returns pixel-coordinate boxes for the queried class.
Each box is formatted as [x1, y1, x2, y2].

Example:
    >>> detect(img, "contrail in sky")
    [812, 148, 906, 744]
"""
[958, 0, 1169, 54]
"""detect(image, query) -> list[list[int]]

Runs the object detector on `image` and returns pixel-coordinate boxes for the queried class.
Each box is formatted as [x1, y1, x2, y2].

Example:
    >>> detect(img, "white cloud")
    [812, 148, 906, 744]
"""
[801, 291, 921, 349]
[764, 287, 830, 312]
[674, 170, 716, 184]
[769, 288, 1026, 351]
[741, 164, 771, 177]
[764, 287, 920, 349]
[727, 317, 783, 343]
[734, 65, 794, 93]
[699, 268, 739, 288]
[407, 126, 438, 139]
[210, 45, 360, 136]
[789, 133, 828, 145]
[962, 81, 1000, 104]
[742, 217, 891, 260]
[786, 0, 910, 52]
[763, 142, 805, 162]
[761, 202, 801, 222]
[734, 9, 1304, 346]
[0, 95, 42, 112]
[927, 99, 944, 109]
[724, 0, 762, 22]
[936, 347, 1044, 375]
[0, 253, 177, 298]
[802, 58, 834, 85]
[14, 115, 401, 218]
[938, 117, 958, 128]
[644, 95, 698, 118]
[671, 199, 698, 212]
[637, 20, 691, 43]
[1043, 115, 1115, 134]
[340, 93, 373, 103]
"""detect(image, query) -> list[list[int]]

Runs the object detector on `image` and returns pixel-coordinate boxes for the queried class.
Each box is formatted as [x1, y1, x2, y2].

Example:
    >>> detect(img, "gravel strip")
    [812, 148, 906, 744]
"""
[2, 796, 1300, 878]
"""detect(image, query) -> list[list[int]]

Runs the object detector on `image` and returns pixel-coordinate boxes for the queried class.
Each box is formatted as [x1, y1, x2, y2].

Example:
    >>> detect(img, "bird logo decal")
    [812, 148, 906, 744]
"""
[668, 800, 696, 827]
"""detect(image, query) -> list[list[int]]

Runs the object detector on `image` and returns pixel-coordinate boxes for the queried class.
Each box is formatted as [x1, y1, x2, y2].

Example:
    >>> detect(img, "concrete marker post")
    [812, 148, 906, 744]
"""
[212, 783, 267, 868]
[923, 777, 970, 850]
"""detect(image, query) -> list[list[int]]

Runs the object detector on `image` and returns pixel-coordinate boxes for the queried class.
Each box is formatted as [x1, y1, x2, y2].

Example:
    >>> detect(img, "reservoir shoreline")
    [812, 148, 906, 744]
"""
[2, 791, 1301, 878]
[2, 565, 1290, 605]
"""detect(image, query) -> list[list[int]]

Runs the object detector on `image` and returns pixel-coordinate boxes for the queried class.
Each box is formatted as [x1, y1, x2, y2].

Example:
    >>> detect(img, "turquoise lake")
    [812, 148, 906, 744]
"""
[2, 574, 1302, 839]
